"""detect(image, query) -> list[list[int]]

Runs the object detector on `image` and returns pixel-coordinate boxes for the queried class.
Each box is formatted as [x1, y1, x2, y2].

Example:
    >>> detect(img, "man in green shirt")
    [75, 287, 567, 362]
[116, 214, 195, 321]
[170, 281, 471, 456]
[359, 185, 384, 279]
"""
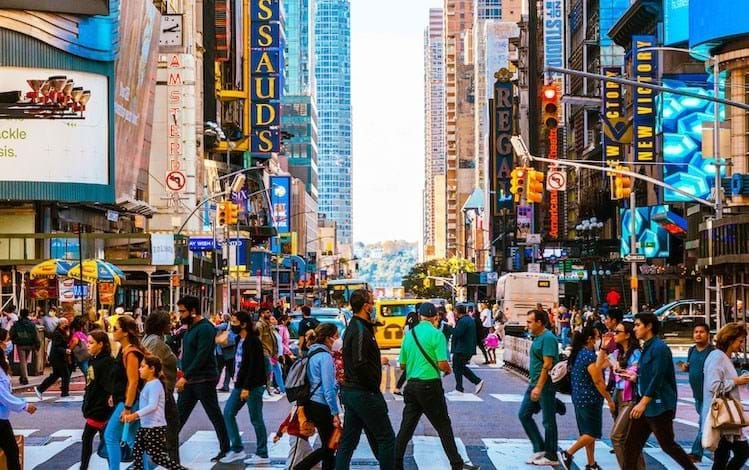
[394, 303, 478, 470]
[518, 309, 560, 466]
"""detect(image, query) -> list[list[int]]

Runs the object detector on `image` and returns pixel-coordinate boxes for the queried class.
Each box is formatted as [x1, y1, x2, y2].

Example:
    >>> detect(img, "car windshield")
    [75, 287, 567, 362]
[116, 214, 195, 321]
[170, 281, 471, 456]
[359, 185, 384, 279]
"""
[380, 304, 418, 317]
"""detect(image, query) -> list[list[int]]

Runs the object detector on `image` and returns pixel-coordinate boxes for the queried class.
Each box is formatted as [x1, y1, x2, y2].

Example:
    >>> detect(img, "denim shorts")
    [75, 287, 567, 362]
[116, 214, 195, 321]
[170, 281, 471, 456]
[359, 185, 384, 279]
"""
[574, 404, 603, 439]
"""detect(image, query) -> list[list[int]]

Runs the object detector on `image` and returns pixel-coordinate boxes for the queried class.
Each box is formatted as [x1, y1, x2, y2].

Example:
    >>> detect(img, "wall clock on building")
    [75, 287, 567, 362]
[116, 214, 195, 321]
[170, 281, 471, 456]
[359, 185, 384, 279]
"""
[159, 14, 183, 47]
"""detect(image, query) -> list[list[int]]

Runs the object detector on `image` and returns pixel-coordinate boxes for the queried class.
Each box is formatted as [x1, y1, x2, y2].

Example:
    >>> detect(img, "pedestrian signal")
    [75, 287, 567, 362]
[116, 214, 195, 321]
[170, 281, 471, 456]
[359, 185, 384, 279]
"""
[526, 170, 545, 204]
[217, 202, 228, 228]
[612, 165, 632, 200]
[541, 85, 560, 129]
[510, 167, 527, 202]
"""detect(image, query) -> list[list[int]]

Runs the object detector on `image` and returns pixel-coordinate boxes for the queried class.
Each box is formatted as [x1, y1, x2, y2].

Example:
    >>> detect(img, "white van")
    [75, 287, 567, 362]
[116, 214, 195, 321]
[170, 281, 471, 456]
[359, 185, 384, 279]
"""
[496, 272, 559, 336]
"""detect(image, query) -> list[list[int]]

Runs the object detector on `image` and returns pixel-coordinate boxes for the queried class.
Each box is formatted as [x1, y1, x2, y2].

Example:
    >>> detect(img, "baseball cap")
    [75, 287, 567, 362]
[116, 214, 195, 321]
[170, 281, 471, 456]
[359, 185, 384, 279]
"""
[115, 307, 125, 314]
[419, 303, 437, 317]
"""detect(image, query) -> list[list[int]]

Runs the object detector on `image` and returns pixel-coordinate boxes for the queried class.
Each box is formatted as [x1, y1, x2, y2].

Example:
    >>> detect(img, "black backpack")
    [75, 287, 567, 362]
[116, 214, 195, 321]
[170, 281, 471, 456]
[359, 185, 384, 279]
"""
[11, 320, 38, 347]
[285, 348, 327, 404]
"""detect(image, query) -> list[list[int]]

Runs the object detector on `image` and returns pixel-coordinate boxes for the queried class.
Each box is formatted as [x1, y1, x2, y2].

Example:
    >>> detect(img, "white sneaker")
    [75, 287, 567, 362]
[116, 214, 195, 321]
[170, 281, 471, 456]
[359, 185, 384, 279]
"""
[219, 450, 246, 463]
[526, 452, 545, 464]
[474, 380, 485, 395]
[34, 387, 43, 400]
[445, 390, 465, 397]
[531, 455, 560, 466]
[244, 454, 271, 465]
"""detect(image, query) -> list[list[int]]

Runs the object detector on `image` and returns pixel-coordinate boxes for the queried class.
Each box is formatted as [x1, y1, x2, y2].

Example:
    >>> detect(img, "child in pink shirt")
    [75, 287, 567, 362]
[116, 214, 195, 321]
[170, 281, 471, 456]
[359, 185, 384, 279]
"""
[484, 327, 500, 364]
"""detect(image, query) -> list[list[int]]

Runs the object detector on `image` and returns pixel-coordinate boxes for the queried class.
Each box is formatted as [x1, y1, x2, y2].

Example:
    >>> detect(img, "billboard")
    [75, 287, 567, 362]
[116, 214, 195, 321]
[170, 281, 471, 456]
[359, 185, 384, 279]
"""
[270, 175, 291, 232]
[543, 0, 564, 82]
[620, 205, 670, 259]
[0, 0, 108, 15]
[114, 0, 160, 203]
[664, 0, 689, 46]
[658, 74, 724, 202]
[490, 72, 514, 216]
[690, 0, 749, 50]
[250, 0, 283, 154]
[0, 67, 109, 184]
[632, 36, 657, 163]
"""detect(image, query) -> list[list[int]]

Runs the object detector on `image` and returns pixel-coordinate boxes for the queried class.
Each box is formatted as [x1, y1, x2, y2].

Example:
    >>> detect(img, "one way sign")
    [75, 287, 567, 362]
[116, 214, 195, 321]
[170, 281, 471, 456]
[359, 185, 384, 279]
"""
[546, 169, 567, 191]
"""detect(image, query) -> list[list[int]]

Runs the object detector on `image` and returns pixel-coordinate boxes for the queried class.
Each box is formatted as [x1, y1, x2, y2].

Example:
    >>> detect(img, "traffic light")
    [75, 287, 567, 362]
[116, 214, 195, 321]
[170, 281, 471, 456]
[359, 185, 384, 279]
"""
[216, 201, 228, 228]
[510, 167, 527, 202]
[526, 169, 545, 204]
[612, 165, 632, 200]
[541, 84, 560, 129]
[226, 202, 240, 225]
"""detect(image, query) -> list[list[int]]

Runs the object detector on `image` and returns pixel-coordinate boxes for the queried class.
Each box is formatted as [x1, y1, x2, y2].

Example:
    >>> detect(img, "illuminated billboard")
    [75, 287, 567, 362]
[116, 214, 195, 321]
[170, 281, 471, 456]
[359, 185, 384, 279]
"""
[663, 0, 689, 46]
[658, 74, 725, 202]
[250, 0, 283, 154]
[690, 0, 749, 51]
[620, 205, 670, 259]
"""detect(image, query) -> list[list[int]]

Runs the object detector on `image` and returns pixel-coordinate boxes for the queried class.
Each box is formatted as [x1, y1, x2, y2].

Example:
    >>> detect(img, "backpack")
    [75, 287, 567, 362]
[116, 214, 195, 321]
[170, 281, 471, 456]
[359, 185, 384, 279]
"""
[285, 348, 327, 404]
[11, 320, 38, 347]
[550, 356, 571, 395]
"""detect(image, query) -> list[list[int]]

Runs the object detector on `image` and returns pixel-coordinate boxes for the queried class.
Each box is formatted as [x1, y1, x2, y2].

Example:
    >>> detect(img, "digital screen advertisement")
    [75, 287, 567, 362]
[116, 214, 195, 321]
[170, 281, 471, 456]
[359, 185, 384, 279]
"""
[620, 205, 670, 259]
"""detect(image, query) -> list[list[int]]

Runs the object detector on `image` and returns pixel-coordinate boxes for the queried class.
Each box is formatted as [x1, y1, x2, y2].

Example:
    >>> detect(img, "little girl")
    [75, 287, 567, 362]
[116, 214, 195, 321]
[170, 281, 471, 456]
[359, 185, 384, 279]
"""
[484, 326, 500, 364]
[123, 356, 185, 470]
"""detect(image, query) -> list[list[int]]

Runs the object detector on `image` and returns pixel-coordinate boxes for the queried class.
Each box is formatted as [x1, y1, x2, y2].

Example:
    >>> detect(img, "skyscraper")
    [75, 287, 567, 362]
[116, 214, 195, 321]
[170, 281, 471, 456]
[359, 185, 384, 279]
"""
[315, 0, 353, 245]
[424, 9, 447, 259]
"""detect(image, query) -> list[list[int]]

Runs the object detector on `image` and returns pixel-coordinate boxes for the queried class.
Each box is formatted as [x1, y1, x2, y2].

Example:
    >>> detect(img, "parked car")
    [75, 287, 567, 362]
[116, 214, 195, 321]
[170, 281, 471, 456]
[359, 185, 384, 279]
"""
[651, 299, 722, 344]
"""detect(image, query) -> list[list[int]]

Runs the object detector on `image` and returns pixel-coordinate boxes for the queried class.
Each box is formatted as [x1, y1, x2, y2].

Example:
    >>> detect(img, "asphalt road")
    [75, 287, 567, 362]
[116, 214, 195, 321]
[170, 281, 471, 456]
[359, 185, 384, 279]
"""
[8, 348, 733, 469]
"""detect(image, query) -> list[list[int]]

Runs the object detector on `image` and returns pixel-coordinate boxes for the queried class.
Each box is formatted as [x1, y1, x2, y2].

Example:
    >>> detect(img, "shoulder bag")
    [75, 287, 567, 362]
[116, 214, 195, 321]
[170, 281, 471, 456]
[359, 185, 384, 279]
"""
[410, 329, 441, 375]
[711, 386, 749, 430]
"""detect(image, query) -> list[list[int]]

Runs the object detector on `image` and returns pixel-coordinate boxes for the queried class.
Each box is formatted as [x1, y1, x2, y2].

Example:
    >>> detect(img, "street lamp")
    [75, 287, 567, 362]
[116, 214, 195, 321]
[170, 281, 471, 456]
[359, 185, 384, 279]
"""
[577, 217, 604, 306]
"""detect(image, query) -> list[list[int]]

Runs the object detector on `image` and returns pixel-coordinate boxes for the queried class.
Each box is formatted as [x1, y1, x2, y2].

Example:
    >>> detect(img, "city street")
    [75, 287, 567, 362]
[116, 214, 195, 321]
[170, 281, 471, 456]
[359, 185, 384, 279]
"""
[11, 349, 718, 469]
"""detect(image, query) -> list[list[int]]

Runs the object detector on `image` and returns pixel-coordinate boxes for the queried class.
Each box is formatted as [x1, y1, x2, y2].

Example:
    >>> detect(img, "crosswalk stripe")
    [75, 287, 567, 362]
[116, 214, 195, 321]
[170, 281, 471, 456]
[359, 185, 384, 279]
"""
[54, 395, 83, 403]
[14, 430, 719, 469]
[490, 393, 572, 404]
[444, 392, 483, 402]
[412, 436, 471, 468]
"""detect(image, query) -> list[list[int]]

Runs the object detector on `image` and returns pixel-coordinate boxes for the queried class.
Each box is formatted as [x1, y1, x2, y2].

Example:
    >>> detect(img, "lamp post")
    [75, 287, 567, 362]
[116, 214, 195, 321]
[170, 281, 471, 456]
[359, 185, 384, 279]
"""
[576, 217, 603, 306]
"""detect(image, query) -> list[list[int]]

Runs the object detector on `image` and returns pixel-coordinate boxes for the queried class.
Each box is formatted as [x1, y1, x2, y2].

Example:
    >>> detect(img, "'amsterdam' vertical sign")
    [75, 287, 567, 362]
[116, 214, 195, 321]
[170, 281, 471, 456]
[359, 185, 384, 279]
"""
[633, 36, 656, 162]
[250, 0, 283, 155]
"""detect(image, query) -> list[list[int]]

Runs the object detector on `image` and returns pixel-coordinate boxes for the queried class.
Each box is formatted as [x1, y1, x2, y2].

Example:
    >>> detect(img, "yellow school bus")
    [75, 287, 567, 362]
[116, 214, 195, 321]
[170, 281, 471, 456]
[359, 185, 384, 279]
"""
[374, 298, 430, 349]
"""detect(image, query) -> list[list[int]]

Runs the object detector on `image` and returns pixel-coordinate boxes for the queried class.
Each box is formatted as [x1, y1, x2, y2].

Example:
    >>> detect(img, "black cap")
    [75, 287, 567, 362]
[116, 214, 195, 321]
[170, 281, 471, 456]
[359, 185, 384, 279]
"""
[419, 303, 437, 317]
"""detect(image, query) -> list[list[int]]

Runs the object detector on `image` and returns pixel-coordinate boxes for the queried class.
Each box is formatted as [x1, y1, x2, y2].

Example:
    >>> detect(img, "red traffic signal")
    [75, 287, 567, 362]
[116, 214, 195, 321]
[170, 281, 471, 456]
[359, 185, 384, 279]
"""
[541, 85, 560, 129]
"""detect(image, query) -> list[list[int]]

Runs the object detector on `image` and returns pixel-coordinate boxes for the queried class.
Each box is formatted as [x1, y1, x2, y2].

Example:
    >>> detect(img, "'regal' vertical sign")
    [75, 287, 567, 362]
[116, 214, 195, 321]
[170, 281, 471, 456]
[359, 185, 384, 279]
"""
[250, 0, 283, 154]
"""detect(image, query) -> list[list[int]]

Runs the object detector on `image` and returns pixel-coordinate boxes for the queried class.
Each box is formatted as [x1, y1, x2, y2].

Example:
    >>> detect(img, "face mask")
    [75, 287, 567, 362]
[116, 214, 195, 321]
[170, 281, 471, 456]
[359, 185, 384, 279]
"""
[180, 315, 194, 327]
[230, 324, 242, 335]
[368, 304, 377, 323]
[332, 337, 343, 352]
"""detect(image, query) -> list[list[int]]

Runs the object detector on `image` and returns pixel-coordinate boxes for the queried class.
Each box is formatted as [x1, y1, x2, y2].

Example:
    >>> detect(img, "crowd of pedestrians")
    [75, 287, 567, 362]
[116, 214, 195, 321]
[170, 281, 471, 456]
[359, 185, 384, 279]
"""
[3, 293, 749, 470]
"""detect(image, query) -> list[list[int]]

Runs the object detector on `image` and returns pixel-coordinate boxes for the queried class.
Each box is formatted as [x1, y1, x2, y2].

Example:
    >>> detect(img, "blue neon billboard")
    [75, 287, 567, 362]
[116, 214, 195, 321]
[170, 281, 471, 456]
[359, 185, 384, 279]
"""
[657, 74, 725, 202]
[620, 205, 670, 259]
[663, 0, 689, 46]
[269, 175, 291, 232]
[690, 0, 749, 51]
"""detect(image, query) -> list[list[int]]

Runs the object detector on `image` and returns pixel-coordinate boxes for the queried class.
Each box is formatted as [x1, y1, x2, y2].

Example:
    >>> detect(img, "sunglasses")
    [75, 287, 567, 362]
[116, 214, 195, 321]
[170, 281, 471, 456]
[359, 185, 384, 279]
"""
[614, 329, 626, 334]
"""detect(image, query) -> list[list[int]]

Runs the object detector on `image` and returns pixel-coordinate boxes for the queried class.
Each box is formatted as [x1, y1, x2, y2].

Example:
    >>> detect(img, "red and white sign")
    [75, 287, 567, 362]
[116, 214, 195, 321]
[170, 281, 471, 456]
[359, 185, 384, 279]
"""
[166, 170, 186, 192]
[546, 169, 567, 191]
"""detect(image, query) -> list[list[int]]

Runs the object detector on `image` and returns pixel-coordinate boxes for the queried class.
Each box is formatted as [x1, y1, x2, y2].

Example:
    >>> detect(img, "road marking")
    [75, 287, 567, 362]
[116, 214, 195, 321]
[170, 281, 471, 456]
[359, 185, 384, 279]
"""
[444, 392, 483, 402]
[490, 393, 572, 404]
[263, 392, 286, 402]
[14, 429, 37, 437]
[675, 417, 699, 428]
[269, 432, 318, 460]
[412, 436, 471, 468]
[26, 428, 79, 469]
[644, 447, 713, 469]
[54, 395, 83, 403]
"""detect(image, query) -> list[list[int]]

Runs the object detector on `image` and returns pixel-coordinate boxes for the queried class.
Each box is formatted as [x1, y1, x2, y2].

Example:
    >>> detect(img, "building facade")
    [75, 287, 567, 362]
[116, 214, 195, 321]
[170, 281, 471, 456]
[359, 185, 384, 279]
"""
[315, 0, 353, 245]
[424, 8, 446, 260]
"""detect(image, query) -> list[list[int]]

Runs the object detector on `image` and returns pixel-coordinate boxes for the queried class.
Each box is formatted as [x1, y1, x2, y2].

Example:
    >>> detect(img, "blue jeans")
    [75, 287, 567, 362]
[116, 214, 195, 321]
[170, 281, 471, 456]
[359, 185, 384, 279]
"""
[76, 360, 89, 377]
[518, 384, 558, 461]
[222, 386, 267, 458]
[691, 399, 704, 458]
[271, 361, 285, 392]
[104, 401, 139, 470]
[559, 327, 570, 348]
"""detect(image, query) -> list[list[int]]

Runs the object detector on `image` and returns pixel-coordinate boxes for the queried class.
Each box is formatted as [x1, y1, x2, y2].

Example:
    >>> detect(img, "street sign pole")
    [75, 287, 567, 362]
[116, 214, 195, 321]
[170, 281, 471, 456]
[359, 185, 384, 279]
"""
[630, 191, 638, 315]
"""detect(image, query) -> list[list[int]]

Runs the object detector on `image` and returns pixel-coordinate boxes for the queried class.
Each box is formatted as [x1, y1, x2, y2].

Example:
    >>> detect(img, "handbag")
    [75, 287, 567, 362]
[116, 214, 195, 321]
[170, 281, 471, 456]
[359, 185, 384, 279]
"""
[710, 389, 749, 430]
[215, 330, 230, 347]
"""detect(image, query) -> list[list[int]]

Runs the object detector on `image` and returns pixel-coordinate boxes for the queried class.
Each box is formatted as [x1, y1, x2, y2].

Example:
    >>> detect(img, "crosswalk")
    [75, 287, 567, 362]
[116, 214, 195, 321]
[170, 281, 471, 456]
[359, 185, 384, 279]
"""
[19, 428, 716, 469]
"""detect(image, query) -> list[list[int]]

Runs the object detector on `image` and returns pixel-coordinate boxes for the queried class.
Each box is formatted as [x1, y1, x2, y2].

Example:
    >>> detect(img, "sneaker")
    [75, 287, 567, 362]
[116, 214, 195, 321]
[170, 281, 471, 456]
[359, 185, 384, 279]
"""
[445, 390, 465, 397]
[474, 380, 485, 395]
[461, 463, 480, 470]
[34, 387, 43, 400]
[531, 456, 560, 466]
[558, 450, 573, 470]
[393, 388, 402, 396]
[555, 398, 567, 416]
[210, 452, 226, 463]
[219, 450, 246, 463]
[244, 454, 271, 465]
[584, 463, 600, 470]
[525, 452, 545, 464]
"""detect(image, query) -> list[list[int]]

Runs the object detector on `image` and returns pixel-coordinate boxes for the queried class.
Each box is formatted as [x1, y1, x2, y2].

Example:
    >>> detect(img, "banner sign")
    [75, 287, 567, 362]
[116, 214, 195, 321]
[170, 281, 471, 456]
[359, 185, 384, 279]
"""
[601, 67, 624, 163]
[548, 127, 560, 239]
[491, 72, 514, 216]
[633, 36, 657, 162]
[189, 237, 220, 251]
[250, 0, 283, 154]
[543, 0, 564, 82]
[269, 175, 291, 231]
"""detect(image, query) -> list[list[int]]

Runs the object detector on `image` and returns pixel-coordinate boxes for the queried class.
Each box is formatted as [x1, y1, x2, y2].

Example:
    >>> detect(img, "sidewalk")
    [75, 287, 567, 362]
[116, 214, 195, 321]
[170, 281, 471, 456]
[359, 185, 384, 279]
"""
[11, 367, 84, 392]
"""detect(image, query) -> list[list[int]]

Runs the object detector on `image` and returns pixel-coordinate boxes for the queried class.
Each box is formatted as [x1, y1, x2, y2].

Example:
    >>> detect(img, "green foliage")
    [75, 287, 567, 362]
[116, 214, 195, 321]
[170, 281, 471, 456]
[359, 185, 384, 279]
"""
[401, 257, 475, 298]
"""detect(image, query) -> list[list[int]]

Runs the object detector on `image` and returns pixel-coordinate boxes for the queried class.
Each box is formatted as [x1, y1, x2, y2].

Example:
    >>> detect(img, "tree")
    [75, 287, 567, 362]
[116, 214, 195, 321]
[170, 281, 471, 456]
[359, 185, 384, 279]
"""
[401, 257, 475, 298]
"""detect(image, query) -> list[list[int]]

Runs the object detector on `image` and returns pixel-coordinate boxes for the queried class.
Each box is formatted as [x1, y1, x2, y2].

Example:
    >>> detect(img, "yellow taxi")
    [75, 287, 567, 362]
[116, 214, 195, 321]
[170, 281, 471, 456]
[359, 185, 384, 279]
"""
[374, 298, 431, 349]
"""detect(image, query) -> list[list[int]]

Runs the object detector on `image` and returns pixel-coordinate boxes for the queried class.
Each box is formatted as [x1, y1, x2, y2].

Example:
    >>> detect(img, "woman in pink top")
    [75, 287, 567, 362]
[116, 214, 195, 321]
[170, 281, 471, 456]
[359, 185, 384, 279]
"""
[483, 326, 500, 364]
[277, 315, 294, 374]
[68, 316, 90, 376]
[609, 321, 643, 470]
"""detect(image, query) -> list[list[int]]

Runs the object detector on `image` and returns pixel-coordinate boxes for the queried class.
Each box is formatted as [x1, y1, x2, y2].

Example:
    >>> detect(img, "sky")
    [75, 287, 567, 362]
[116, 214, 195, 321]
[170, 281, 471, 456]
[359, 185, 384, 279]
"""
[351, 0, 442, 245]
